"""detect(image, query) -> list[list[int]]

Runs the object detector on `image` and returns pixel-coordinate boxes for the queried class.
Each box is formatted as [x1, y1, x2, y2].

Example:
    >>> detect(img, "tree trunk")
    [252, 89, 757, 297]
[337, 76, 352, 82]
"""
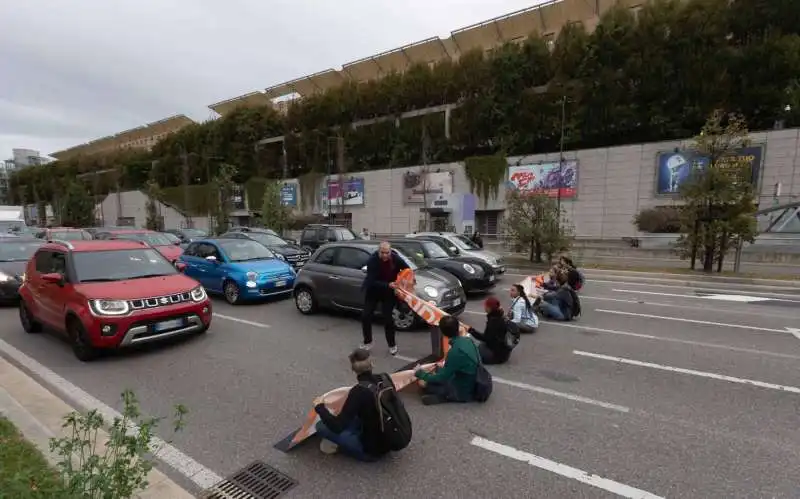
[689, 220, 699, 270]
[534, 240, 543, 263]
[528, 238, 535, 262]
[717, 231, 728, 273]
[702, 228, 715, 273]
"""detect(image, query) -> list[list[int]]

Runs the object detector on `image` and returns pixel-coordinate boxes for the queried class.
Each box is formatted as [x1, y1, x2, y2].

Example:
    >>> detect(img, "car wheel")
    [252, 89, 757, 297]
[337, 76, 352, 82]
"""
[19, 301, 41, 333]
[294, 286, 317, 314]
[67, 317, 99, 362]
[392, 305, 417, 331]
[223, 280, 240, 305]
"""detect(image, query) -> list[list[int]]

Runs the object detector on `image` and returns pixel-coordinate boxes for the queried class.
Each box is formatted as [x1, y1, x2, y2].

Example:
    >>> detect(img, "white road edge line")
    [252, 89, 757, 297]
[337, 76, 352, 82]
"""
[461, 310, 800, 359]
[394, 355, 629, 413]
[470, 435, 664, 499]
[573, 350, 800, 394]
[214, 313, 271, 328]
[611, 288, 800, 304]
[0, 339, 224, 490]
[594, 309, 791, 334]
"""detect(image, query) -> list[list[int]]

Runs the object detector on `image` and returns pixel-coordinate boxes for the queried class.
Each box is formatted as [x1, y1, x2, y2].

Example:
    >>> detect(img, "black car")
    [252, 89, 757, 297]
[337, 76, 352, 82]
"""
[299, 224, 359, 252]
[388, 238, 496, 293]
[221, 228, 311, 269]
[165, 228, 208, 244]
[0, 236, 45, 303]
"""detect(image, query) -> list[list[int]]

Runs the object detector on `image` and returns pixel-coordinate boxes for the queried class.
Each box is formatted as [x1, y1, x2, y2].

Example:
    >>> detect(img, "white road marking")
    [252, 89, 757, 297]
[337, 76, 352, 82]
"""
[470, 436, 664, 499]
[612, 288, 800, 303]
[594, 280, 800, 299]
[394, 355, 629, 413]
[573, 350, 800, 394]
[788, 328, 800, 341]
[0, 339, 223, 489]
[702, 294, 772, 302]
[579, 295, 800, 320]
[594, 309, 792, 335]
[214, 313, 271, 328]
[462, 310, 800, 360]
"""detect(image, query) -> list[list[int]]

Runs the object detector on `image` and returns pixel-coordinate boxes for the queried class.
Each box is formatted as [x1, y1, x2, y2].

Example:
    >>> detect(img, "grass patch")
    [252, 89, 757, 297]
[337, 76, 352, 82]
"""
[0, 417, 74, 498]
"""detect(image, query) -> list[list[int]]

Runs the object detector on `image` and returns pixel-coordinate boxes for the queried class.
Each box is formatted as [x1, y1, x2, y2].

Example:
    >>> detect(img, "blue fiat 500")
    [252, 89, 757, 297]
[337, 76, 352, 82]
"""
[177, 238, 296, 304]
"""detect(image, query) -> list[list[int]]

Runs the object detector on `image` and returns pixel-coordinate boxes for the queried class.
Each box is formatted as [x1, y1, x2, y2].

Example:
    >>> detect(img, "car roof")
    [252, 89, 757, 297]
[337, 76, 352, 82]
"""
[41, 239, 151, 252]
[0, 237, 39, 243]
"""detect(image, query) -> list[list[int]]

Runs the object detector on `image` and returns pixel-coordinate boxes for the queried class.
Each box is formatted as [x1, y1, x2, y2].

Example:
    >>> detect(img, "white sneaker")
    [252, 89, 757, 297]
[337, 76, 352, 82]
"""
[389, 346, 398, 356]
[319, 439, 338, 455]
[359, 343, 372, 351]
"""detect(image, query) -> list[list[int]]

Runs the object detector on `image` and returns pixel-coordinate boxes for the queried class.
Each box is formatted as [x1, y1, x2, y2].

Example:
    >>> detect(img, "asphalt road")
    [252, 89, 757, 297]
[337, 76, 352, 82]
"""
[1, 272, 800, 498]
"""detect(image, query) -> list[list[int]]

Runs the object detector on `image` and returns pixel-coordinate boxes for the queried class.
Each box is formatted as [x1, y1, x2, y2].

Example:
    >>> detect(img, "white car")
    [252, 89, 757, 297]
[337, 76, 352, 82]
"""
[405, 232, 505, 274]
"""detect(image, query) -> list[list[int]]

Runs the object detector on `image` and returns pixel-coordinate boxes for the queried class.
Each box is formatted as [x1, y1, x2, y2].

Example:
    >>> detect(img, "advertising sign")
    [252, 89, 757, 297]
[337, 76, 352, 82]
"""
[403, 171, 454, 204]
[507, 161, 578, 198]
[655, 145, 764, 195]
[280, 183, 297, 207]
[327, 177, 365, 206]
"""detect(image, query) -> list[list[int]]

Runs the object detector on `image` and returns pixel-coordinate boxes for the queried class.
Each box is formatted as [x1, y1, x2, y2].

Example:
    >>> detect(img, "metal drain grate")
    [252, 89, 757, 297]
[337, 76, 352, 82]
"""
[202, 461, 297, 499]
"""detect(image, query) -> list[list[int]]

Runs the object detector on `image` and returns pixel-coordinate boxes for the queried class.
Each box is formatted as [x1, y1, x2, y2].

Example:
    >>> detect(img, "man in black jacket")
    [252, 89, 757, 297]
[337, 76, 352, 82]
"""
[314, 348, 391, 461]
[361, 241, 409, 355]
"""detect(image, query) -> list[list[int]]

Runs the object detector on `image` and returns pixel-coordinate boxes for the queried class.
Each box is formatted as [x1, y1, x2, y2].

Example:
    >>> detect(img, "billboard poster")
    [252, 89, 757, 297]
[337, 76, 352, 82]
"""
[327, 177, 365, 206]
[280, 183, 297, 207]
[655, 145, 763, 195]
[507, 161, 578, 198]
[403, 171, 454, 204]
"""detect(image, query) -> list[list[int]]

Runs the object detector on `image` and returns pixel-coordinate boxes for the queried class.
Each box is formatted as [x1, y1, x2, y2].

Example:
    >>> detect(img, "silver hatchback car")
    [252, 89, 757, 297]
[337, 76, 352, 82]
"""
[293, 240, 467, 330]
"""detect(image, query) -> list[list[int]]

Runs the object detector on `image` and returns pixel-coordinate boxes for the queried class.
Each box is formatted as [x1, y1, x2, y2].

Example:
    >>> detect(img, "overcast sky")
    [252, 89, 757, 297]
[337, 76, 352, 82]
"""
[0, 0, 542, 160]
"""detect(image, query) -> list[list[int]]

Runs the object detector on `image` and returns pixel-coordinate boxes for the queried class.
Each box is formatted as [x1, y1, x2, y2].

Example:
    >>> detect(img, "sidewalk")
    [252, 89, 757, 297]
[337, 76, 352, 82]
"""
[0, 355, 195, 499]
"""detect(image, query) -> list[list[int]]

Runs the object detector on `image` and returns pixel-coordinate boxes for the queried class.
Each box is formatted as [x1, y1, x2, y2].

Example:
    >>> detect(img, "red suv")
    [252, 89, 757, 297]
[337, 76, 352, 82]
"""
[18, 239, 212, 361]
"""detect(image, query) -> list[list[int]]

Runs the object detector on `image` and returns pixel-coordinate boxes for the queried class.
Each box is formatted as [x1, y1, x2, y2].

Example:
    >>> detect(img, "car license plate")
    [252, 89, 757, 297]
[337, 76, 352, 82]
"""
[274, 280, 286, 287]
[295, 261, 304, 267]
[452, 298, 462, 307]
[488, 275, 495, 282]
[154, 318, 183, 332]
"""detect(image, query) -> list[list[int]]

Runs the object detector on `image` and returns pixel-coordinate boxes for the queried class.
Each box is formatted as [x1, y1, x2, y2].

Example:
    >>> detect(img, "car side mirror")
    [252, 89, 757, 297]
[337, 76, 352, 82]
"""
[173, 241, 181, 246]
[175, 262, 187, 272]
[361, 265, 367, 273]
[450, 247, 459, 254]
[205, 255, 218, 263]
[41, 272, 64, 285]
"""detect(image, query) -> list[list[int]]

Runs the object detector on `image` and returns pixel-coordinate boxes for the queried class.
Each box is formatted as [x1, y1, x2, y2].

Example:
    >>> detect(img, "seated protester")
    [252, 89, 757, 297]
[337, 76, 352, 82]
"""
[537, 270, 580, 321]
[314, 349, 391, 461]
[414, 316, 478, 405]
[559, 256, 585, 291]
[468, 297, 512, 365]
[541, 267, 560, 292]
[508, 284, 538, 334]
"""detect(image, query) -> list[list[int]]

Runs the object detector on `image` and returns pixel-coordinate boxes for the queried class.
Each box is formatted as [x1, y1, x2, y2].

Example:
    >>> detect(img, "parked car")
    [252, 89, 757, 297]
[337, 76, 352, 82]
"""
[94, 229, 184, 264]
[178, 238, 296, 304]
[221, 228, 311, 270]
[18, 239, 212, 361]
[0, 237, 45, 303]
[34, 227, 93, 241]
[293, 240, 466, 331]
[387, 238, 496, 293]
[228, 226, 298, 245]
[407, 232, 505, 274]
[299, 224, 359, 252]
[85, 226, 128, 236]
[165, 228, 208, 244]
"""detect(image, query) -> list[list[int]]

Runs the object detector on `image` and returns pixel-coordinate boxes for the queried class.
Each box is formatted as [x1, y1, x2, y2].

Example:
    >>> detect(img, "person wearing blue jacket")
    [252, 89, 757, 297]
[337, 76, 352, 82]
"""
[361, 241, 409, 355]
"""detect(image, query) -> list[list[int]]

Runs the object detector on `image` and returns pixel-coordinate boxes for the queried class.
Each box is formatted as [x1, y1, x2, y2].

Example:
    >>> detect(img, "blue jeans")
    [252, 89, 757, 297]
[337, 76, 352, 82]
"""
[540, 298, 566, 321]
[315, 419, 377, 462]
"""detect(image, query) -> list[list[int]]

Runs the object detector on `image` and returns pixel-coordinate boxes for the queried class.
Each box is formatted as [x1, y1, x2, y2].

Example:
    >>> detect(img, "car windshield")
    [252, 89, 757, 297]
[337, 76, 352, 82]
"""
[245, 232, 287, 246]
[0, 241, 44, 261]
[337, 228, 356, 241]
[73, 249, 177, 282]
[422, 241, 450, 259]
[219, 239, 277, 262]
[0, 222, 28, 234]
[451, 234, 479, 250]
[161, 232, 180, 243]
[182, 228, 207, 237]
[391, 246, 420, 270]
[51, 230, 91, 241]
[116, 232, 172, 246]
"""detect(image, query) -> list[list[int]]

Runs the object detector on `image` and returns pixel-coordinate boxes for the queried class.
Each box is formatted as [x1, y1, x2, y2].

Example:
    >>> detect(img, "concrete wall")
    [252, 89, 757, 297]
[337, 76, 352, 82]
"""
[97, 190, 210, 230]
[289, 127, 800, 238]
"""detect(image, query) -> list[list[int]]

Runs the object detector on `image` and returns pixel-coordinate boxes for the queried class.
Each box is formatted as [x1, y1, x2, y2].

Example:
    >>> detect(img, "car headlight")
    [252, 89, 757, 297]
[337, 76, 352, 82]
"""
[462, 263, 476, 274]
[246, 271, 258, 282]
[423, 286, 439, 298]
[89, 299, 130, 316]
[0, 272, 11, 282]
[276, 254, 286, 261]
[190, 286, 206, 302]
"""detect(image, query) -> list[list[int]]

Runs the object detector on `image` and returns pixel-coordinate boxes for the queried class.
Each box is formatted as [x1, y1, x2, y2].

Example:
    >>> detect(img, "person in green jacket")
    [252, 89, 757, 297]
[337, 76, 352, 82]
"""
[414, 315, 478, 405]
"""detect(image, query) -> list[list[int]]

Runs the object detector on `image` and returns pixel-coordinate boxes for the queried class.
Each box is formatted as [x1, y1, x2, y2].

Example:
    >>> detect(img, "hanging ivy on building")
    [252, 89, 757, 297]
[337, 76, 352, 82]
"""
[244, 178, 269, 211]
[464, 154, 507, 202]
[298, 171, 324, 211]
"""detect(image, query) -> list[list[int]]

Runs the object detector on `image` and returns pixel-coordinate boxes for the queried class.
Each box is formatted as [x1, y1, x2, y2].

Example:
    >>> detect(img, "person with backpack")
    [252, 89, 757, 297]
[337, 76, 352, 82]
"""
[414, 316, 481, 405]
[314, 348, 411, 461]
[467, 297, 514, 365]
[536, 269, 581, 321]
[558, 256, 585, 291]
[508, 284, 538, 334]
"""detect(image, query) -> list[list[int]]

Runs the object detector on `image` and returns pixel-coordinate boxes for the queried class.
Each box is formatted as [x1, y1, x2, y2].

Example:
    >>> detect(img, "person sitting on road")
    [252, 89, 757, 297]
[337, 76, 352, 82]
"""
[508, 284, 538, 334]
[361, 241, 409, 355]
[314, 348, 392, 461]
[559, 256, 584, 291]
[468, 297, 513, 365]
[537, 269, 581, 321]
[414, 316, 478, 405]
[540, 266, 560, 292]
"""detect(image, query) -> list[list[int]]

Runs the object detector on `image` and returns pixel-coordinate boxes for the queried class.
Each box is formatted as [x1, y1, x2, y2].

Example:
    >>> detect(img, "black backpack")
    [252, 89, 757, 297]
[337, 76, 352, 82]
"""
[361, 374, 412, 451]
[503, 320, 520, 350]
[469, 342, 493, 402]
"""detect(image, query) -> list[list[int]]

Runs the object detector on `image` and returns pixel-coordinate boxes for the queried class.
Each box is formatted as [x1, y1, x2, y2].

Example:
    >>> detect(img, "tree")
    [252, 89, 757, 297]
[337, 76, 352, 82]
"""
[503, 190, 573, 263]
[260, 180, 292, 233]
[61, 182, 95, 227]
[676, 111, 758, 272]
[144, 178, 163, 231]
[212, 163, 237, 235]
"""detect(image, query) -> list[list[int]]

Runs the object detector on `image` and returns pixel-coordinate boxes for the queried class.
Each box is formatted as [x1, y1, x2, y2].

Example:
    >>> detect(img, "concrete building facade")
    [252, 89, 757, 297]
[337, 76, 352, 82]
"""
[96, 190, 210, 231]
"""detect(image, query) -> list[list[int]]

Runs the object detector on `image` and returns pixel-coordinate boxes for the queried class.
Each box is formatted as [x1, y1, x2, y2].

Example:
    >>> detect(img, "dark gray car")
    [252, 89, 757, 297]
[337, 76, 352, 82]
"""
[293, 240, 466, 330]
[0, 237, 44, 303]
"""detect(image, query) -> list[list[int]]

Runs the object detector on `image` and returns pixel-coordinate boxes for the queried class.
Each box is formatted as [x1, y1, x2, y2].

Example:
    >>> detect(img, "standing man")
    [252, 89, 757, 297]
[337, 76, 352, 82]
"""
[361, 241, 408, 355]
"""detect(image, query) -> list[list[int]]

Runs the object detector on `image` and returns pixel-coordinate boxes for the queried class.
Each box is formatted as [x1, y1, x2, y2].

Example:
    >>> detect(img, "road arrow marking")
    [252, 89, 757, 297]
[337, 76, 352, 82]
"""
[788, 328, 800, 340]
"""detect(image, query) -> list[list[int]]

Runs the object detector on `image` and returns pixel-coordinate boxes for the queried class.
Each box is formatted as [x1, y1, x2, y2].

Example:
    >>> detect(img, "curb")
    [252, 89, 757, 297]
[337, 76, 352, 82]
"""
[0, 355, 196, 499]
